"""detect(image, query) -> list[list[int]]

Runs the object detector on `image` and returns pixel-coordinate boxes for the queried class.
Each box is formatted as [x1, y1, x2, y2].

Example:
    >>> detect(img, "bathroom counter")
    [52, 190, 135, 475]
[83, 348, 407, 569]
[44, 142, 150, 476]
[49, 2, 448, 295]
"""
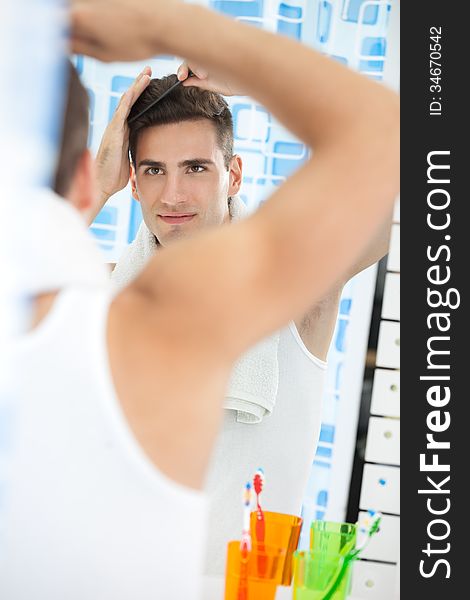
[202, 576, 363, 599]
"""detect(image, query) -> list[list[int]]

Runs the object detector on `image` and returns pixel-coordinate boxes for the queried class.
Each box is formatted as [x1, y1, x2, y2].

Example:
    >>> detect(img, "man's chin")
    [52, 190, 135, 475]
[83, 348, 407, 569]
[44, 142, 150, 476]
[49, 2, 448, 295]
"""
[154, 225, 197, 247]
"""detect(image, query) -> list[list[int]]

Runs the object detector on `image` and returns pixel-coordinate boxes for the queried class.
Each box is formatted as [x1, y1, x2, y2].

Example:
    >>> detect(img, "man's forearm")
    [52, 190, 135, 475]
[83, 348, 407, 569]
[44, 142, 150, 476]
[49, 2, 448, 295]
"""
[87, 191, 110, 226]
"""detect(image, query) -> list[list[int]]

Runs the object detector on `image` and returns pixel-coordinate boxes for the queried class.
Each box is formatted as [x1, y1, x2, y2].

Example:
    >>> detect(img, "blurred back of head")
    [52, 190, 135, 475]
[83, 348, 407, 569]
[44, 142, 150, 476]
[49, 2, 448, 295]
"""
[53, 61, 89, 198]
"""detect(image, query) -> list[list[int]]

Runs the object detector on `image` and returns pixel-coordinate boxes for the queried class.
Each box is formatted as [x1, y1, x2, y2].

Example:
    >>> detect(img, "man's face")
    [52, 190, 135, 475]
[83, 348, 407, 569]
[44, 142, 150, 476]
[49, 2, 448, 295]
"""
[131, 119, 242, 246]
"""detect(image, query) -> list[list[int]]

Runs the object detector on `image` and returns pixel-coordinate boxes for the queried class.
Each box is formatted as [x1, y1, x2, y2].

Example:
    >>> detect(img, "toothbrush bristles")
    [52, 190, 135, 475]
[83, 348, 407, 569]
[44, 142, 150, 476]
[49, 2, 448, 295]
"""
[253, 468, 265, 495]
[243, 482, 252, 505]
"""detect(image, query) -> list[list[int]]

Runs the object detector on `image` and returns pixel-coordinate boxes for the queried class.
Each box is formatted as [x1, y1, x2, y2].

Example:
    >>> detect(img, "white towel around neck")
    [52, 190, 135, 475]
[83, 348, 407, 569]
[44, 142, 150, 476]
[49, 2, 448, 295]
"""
[111, 195, 280, 424]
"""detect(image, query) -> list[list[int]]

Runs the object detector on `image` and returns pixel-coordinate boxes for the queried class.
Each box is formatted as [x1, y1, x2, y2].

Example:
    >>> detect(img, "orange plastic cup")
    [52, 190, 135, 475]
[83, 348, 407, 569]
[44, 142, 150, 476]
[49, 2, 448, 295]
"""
[224, 540, 286, 600]
[250, 510, 303, 585]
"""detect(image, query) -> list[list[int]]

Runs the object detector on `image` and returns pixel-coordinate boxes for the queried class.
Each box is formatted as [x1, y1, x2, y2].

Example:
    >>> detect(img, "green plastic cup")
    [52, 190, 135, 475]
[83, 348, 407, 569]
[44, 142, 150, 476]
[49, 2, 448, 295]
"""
[310, 520, 357, 557]
[292, 550, 349, 600]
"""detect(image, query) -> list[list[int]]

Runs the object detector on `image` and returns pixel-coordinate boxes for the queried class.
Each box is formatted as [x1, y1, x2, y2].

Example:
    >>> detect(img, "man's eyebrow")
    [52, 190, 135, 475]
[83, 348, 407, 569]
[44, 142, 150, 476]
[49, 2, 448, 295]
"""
[178, 158, 215, 168]
[138, 159, 165, 169]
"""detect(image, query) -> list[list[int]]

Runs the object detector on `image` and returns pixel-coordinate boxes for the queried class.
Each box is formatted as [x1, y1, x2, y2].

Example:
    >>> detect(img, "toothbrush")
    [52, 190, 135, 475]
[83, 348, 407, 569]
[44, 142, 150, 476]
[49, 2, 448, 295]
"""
[238, 482, 252, 600]
[240, 481, 253, 554]
[253, 468, 267, 577]
[253, 468, 265, 544]
[320, 511, 382, 600]
[354, 510, 382, 555]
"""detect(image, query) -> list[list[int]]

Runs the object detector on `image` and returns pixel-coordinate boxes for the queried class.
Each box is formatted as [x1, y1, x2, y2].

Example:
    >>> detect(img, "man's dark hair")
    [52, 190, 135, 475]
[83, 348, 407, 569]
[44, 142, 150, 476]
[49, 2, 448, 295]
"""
[128, 75, 234, 169]
[53, 61, 89, 197]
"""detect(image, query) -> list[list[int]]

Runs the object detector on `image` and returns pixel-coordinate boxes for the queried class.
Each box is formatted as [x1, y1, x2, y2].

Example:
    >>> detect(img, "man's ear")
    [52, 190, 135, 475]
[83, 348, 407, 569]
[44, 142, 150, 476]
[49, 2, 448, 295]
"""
[130, 163, 140, 201]
[228, 154, 243, 197]
[67, 149, 96, 217]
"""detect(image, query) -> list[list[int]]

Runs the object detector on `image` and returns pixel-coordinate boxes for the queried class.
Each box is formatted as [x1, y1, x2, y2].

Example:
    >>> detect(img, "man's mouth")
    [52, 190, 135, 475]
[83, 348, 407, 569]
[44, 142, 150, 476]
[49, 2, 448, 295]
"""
[158, 213, 196, 224]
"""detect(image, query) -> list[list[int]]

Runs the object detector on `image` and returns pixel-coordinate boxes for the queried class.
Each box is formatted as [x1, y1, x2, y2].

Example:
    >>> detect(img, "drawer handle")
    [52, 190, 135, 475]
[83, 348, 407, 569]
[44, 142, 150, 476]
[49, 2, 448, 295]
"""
[394, 338, 400, 346]
[390, 384, 399, 392]
[384, 431, 393, 439]
[365, 579, 375, 588]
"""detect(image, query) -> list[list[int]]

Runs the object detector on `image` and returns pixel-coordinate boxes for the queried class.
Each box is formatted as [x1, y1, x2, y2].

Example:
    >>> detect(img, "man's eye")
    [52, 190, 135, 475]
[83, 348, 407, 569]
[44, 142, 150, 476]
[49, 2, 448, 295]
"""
[145, 167, 162, 175]
[189, 165, 205, 173]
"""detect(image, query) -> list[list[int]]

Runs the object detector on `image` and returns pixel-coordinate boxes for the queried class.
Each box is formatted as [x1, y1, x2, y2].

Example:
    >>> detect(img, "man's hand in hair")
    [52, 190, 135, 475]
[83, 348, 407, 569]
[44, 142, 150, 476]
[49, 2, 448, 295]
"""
[176, 61, 243, 98]
[91, 66, 151, 223]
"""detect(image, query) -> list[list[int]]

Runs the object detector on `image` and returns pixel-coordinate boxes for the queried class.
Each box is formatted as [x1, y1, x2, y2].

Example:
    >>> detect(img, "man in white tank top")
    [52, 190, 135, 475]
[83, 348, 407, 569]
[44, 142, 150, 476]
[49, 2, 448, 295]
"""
[91, 62, 394, 575]
[2, 1, 399, 598]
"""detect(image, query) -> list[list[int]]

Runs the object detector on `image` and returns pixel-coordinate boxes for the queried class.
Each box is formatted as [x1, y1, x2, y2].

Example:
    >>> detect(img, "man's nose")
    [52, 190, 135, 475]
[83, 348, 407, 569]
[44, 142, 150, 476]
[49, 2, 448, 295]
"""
[160, 176, 188, 206]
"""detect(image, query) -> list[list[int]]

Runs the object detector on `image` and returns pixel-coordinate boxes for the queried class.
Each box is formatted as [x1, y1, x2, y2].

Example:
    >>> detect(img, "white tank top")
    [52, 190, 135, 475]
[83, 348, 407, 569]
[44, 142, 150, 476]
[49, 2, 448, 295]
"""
[203, 322, 326, 575]
[1, 286, 208, 600]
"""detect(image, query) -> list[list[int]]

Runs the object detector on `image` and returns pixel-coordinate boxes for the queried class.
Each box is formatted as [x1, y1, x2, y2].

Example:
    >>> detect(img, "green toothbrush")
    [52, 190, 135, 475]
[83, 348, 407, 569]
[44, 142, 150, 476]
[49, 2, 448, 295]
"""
[320, 512, 382, 600]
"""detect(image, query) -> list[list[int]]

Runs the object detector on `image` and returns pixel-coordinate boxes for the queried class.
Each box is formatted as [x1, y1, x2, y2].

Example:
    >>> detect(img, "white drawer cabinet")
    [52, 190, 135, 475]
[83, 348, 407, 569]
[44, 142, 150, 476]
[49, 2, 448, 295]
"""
[351, 560, 398, 600]
[376, 321, 400, 369]
[359, 463, 400, 515]
[349, 186, 401, 596]
[358, 513, 400, 563]
[370, 369, 400, 418]
[386, 224, 400, 272]
[364, 417, 400, 466]
[381, 273, 400, 321]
